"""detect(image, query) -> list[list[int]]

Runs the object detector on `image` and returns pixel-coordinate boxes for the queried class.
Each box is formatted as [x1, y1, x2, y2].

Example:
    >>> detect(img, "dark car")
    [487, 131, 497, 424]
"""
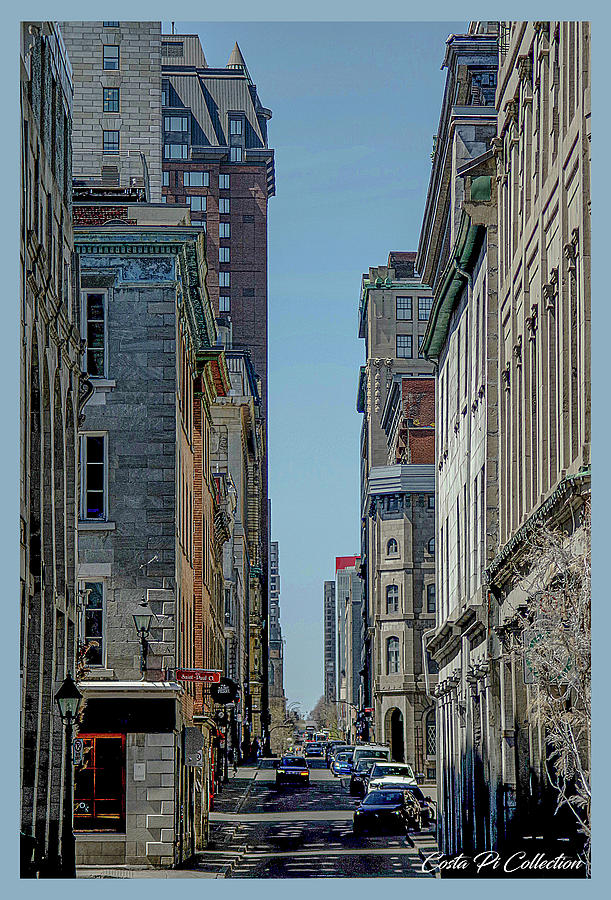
[328, 744, 354, 769]
[353, 789, 410, 835]
[357, 783, 435, 830]
[304, 742, 324, 758]
[349, 758, 379, 797]
[275, 755, 310, 787]
[331, 750, 354, 777]
[325, 740, 345, 764]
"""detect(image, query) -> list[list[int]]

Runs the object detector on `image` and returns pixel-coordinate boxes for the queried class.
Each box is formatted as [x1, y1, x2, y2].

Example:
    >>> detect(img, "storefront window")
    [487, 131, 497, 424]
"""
[74, 734, 126, 832]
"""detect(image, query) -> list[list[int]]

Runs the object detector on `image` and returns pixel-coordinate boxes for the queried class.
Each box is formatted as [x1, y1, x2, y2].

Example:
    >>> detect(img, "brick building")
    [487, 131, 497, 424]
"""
[356, 252, 436, 770]
[161, 33, 274, 748]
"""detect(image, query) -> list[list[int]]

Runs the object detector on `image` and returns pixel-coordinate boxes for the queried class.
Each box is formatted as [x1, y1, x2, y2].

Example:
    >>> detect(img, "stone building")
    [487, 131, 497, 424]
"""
[20, 21, 84, 877]
[73, 212, 224, 868]
[485, 20, 591, 851]
[335, 557, 363, 741]
[211, 348, 266, 747]
[323, 580, 336, 703]
[161, 32, 275, 748]
[268, 541, 287, 754]
[60, 21, 163, 202]
[356, 252, 436, 766]
[420, 20, 591, 856]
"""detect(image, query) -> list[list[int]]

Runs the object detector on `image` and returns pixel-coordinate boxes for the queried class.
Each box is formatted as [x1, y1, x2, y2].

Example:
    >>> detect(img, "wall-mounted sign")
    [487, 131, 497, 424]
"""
[176, 669, 221, 683]
[210, 677, 238, 704]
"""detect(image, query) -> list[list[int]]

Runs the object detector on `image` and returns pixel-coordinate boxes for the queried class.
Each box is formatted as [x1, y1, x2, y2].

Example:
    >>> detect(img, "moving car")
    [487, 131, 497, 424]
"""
[326, 742, 351, 767]
[366, 762, 417, 793]
[351, 744, 391, 770]
[367, 782, 435, 829]
[275, 755, 310, 787]
[331, 750, 354, 776]
[304, 742, 324, 758]
[349, 758, 379, 797]
[352, 789, 411, 835]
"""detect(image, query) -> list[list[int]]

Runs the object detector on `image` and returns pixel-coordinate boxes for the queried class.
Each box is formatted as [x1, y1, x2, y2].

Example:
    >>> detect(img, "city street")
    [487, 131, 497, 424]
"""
[193, 761, 438, 878]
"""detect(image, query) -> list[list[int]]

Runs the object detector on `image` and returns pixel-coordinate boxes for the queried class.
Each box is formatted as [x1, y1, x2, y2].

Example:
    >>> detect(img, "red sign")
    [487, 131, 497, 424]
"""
[176, 669, 221, 683]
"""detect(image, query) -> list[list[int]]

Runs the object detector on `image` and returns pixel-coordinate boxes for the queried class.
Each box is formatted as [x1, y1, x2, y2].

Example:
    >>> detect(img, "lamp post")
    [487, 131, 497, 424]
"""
[133, 610, 153, 674]
[55, 673, 83, 878]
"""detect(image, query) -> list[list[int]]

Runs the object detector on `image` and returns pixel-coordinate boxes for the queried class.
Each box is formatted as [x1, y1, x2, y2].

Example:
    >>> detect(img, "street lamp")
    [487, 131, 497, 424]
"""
[55, 673, 83, 878]
[133, 610, 153, 673]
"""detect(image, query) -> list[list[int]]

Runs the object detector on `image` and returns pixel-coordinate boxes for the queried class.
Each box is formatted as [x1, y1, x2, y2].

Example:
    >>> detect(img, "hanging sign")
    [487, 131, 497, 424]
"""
[176, 669, 221, 683]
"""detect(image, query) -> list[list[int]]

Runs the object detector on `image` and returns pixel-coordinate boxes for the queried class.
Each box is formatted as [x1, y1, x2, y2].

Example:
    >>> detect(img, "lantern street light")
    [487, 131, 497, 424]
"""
[54, 673, 83, 878]
[133, 610, 153, 674]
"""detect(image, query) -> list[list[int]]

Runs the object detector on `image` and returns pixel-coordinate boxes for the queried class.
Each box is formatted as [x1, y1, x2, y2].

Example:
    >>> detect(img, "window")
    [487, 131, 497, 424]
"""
[82, 582, 104, 666]
[387, 637, 400, 674]
[219, 198, 230, 213]
[162, 171, 169, 186]
[219, 174, 230, 189]
[428, 537, 435, 555]
[165, 116, 188, 133]
[162, 41, 184, 57]
[386, 584, 399, 614]
[426, 710, 437, 755]
[103, 21, 119, 27]
[103, 130, 119, 153]
[418, 335, 425, 358]
[161, 89, 167, 107]
[188, 196, 206, 212]
[427, 583, 436, 613]
[219, 247, 230, 262]
[103, 45, 119, 70]
[230, 119, 243, 135]
[219, 272, 230, 287]
[219, 222, 230, 238]
[74, 734, 126, 832]
[428, 495, 435, 509]
[419, 297, 434, 320]
[82, 435, 106, 521]
[230, 147, 242, 162]
[396, 296, 412, 320]
[103, 88, 119, 112]
[164, 144, 188, 159]
[183, 171, 209, 187]
[397, 335, 413, 358]
[219, 296, 230, 312]
[160, 196, 167, 203]
[84, 292, 106, 377]
[386, 538, 398, 555]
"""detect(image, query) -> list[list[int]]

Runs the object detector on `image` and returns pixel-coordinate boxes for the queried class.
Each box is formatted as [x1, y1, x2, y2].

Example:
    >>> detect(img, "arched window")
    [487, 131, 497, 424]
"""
[426, 709, 436, 756]
[386, 538, 398, 555]
[386, 584, 399, 613]
[428, 537, 435, 555]
[387, 637, 400, 674]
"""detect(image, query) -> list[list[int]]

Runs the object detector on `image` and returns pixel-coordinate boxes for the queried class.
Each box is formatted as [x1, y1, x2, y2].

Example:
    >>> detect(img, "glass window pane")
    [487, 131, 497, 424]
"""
[87, 436, 104, 463]
[87, 350, 104, 377]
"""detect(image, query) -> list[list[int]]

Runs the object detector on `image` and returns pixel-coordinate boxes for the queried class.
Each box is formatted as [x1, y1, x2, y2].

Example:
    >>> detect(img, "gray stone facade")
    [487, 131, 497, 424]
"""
[323, 581, 336, 703]
[20, 22, 82, 877]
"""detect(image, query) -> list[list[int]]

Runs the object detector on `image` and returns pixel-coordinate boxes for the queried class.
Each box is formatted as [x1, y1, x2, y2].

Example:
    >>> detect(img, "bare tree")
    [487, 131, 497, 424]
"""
[513, 501, 591, 868]
[309, 696, 340, 736]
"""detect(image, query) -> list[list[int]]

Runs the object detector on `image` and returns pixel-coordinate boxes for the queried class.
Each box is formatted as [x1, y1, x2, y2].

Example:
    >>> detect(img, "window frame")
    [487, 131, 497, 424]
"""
[426, 583, 436, 613]
[230, 146, 243, 162]
[219, 247, 230, 263]
[396, 296, 413, 321]
[386, 584, 399, 614]
[396, 334, 413, 359]
[428, 537, 435, 556]
[103, 87, 119, 113]
[386, 538, 398, 555]
[219, 295, 230, 313]
[187, 195, 206, 212]
[162, 171, 169, 186]
[164, 144, 188, 160]
[183, 171, 209, 187]
[219, 198, 230, 214]
[387, 636, 400, 675]
[219, 272, 230, 287]
[73, 733, 126, 833]
[219, 222, 230, 238]
[80, 433, 108, 522]
[229, 118, 243, 135]
[418, 296, 434, 321]
[80, 580, 106, 668]
[219, 174, 230, 189]
[81, 290, 108, 379]
[102, 130, 119, 153]
[102, 45, 119, 71]
[164, 115, 189, 133]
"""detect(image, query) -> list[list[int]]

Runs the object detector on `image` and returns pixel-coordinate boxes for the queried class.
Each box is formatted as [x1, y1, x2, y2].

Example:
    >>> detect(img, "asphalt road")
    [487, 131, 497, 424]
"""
[194, 759, 438, 878]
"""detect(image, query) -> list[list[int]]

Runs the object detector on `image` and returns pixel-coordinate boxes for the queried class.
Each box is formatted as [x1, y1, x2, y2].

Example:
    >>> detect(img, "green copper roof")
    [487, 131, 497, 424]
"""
[421, 210, 484, 361]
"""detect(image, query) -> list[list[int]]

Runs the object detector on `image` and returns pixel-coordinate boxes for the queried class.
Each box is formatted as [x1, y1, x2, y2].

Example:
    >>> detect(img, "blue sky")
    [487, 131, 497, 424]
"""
[163, 21, 464, 715]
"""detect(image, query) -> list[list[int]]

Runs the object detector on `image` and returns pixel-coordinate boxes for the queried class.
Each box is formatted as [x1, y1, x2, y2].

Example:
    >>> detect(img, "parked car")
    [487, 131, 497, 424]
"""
[349, 758, 379, 797]
[366, 762, 417, 793]
[351, 744, 391, 770]
[352, 789, 411, 835]
[325, 740, 345, 765]
[275, 755, 310, 787]
[331, 750, 354, 776]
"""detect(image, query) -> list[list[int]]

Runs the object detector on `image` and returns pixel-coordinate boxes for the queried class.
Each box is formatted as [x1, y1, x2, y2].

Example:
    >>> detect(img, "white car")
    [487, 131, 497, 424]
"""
[366, 762, 417, 793]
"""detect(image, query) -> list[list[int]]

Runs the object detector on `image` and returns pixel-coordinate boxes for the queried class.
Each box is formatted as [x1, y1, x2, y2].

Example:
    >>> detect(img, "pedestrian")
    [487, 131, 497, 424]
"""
[251, 737, 260, 762]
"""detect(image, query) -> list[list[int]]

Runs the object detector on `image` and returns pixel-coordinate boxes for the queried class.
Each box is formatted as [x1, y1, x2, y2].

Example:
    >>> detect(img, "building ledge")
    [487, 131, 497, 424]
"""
[77, 680, 182, 699]
[78, 520, 116, 532]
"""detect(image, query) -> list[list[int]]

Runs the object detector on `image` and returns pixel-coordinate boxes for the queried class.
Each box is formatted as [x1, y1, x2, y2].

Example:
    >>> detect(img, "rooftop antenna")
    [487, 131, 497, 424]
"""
[171, 22, 175, 35]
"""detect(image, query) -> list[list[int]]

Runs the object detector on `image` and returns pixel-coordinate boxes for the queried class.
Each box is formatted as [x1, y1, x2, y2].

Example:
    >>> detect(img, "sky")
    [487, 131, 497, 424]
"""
[163, 21, 464, 715]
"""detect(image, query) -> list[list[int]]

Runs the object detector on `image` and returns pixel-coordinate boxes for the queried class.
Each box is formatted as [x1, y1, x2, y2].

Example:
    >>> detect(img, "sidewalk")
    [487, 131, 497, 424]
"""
[77, 766, 258, 879]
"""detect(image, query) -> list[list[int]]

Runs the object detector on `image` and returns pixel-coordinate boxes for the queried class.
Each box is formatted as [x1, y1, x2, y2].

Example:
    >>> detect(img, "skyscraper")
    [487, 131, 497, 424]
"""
[323, 581, 336, 702]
